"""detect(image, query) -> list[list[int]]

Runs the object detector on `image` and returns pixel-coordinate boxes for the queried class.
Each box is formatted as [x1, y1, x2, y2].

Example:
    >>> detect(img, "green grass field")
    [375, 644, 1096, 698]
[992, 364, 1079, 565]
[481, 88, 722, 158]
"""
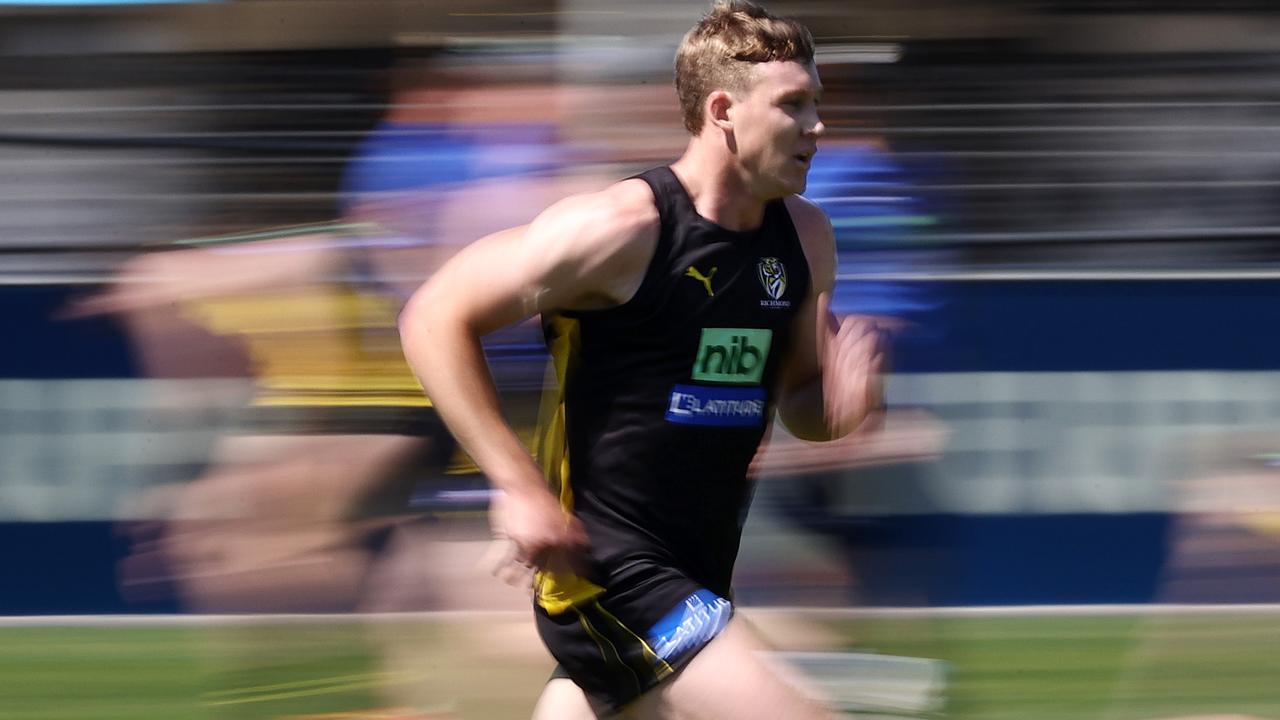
[2, 610, 1278, 719]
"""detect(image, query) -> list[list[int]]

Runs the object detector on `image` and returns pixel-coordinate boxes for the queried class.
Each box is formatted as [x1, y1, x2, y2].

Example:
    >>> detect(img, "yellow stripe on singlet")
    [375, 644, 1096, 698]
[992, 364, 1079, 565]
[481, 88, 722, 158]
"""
[534, 314, 605, 614]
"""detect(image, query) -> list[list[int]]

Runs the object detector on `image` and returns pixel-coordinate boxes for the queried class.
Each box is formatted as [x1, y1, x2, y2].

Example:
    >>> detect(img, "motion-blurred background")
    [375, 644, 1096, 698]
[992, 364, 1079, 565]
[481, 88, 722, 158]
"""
[1, 1, 1278, 718]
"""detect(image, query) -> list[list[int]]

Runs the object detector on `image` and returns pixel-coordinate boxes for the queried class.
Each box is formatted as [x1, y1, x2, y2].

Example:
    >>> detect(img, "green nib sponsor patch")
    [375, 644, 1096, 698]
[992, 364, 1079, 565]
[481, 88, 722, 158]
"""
[693, 328, 772, 384]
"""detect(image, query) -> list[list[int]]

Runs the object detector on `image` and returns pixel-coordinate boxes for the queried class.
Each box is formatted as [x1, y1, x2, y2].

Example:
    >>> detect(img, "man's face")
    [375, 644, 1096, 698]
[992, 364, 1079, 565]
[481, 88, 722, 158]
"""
[728, 60, 825, 198]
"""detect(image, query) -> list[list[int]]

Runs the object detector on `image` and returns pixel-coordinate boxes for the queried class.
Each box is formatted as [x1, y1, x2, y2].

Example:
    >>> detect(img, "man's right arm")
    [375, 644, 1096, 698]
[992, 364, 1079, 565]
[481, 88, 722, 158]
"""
[397, 181, 658, 570]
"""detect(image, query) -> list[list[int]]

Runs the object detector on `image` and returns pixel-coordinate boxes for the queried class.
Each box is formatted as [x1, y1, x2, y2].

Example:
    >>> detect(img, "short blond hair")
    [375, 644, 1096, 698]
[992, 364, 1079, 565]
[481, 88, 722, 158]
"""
[675, 0, 815, 134]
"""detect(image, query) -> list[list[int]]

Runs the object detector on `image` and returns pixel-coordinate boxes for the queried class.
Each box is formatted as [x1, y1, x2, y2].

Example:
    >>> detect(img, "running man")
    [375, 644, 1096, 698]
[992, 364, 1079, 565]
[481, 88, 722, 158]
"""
[399, 2, 885, 717]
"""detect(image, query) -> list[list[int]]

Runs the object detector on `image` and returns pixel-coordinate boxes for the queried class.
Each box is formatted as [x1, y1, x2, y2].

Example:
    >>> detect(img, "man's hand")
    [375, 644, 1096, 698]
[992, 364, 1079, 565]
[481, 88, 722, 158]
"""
[817, 291, 886, 439]
[488, 487, 589, 586]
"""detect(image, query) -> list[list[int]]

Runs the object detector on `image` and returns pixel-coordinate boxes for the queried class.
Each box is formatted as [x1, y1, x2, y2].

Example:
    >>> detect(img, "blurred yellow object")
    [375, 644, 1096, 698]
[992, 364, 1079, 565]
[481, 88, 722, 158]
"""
[1240, 512, 1280, 537]
[184, 286, 430, 408]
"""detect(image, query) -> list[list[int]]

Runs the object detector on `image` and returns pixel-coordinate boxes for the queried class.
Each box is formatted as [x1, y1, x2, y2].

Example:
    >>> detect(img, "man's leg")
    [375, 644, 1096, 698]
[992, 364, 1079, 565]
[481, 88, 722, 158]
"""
[618, 618, 832, 720]
[531, 677, 598, 720]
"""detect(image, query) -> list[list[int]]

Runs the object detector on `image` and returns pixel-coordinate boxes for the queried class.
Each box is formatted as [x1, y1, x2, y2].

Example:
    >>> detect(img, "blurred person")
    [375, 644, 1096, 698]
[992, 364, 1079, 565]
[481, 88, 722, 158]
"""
[71, 53, 591, 719]
[66, 226, 454, 719]
[744, 128, 954, 609]
[1156, 432, 1280, 604]
[1091, 435, 1280, 720]
[88, 55, 571, 616]
[399, 2, 885, 718]
[342, 53, 570, 293]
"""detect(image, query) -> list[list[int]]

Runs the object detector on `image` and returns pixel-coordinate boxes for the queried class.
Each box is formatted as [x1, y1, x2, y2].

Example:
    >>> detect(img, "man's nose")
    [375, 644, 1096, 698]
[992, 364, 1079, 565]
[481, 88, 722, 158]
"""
[806, 113, 826, 138]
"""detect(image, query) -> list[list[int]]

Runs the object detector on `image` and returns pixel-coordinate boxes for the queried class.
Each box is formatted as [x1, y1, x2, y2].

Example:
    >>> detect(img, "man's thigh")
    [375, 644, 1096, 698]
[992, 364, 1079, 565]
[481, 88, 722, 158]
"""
[532, 677, 598, 720]
[618, 618, 831, 720]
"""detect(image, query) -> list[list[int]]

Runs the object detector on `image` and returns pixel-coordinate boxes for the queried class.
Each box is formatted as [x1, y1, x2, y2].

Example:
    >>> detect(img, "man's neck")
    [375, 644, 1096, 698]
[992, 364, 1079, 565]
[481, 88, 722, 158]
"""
[669, 141, 771, 232]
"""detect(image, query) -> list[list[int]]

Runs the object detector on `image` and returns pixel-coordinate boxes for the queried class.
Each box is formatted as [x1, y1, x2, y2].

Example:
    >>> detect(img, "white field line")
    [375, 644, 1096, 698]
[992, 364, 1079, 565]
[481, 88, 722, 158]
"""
[3, 604, 1280, 628]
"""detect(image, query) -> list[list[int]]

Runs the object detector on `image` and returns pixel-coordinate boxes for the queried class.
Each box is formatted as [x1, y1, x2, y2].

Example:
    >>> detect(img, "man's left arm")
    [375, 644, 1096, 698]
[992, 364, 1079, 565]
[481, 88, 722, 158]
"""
[775, 196, 886, 441]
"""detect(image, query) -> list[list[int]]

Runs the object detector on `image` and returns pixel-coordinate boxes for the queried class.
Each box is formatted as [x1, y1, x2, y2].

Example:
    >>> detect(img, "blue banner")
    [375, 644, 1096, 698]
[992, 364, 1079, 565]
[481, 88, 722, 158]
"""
[665, 384, 766, 427]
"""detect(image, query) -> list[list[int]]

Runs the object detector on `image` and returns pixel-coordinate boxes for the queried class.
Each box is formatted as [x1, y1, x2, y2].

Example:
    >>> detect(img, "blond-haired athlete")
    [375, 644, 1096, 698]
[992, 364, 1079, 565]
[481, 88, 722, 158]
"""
[400, 3, 885, 717]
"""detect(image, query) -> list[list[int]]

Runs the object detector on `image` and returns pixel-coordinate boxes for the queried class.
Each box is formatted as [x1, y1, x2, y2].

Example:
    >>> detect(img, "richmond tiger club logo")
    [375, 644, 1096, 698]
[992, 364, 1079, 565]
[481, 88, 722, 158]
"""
[757, 257, 790, 309]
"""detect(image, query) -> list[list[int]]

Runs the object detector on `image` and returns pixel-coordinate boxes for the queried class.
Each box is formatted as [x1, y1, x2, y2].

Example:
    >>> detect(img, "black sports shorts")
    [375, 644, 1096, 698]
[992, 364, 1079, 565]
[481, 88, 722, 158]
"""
[535, 569, 734, 715]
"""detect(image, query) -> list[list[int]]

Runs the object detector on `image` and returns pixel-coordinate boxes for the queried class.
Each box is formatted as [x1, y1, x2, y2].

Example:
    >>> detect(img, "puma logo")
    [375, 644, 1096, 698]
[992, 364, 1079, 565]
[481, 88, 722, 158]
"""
[685, 265, 717, 297]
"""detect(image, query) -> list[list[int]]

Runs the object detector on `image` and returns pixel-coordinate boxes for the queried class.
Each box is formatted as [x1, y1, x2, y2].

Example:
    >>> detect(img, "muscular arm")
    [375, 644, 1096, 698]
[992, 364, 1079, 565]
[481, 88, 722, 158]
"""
[399, 224, 544, 494]
[397, 180, 659, 567]
[775, 195, 885, 441]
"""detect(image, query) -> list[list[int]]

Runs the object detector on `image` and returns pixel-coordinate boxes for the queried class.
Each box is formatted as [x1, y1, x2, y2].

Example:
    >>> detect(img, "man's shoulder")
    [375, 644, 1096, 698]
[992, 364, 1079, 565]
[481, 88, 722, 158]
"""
[524, 177, 663, 310]
[529, 178, 661, 277]
[782, 194, 833, 239]
[543, 177, 660, 241]
[782, 194, 836, 285]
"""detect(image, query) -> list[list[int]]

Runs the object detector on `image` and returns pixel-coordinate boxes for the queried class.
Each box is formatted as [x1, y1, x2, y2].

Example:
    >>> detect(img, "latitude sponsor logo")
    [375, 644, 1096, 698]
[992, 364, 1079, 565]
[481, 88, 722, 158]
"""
[692, 328, 772, 384]
[664, 384, 766, 427]
[646, 589, 733, 662]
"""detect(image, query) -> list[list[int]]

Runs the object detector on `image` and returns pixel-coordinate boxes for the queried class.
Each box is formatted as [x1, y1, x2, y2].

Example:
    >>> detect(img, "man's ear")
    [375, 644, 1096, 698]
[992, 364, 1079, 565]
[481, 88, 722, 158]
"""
[707, 90, 734, 131]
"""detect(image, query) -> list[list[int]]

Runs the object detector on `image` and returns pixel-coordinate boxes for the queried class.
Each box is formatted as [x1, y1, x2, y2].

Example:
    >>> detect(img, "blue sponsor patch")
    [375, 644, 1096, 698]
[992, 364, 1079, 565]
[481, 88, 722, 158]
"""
[646, 589, 733, 662]
[665, 384, 766, 427]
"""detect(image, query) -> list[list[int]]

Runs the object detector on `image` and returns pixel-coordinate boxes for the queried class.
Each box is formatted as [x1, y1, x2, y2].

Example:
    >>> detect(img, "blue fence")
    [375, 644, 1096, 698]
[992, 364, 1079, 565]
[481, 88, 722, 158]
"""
[2, 277, 1278, 612]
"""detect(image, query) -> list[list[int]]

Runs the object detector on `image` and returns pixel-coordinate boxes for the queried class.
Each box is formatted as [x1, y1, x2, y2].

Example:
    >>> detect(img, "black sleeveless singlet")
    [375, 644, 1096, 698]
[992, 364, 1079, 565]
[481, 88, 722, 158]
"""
[536, 166, 812, 609]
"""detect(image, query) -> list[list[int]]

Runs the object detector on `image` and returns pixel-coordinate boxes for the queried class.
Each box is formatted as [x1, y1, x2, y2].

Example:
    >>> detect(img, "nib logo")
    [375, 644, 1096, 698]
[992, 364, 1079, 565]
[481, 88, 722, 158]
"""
[692, 328, 773, 385]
